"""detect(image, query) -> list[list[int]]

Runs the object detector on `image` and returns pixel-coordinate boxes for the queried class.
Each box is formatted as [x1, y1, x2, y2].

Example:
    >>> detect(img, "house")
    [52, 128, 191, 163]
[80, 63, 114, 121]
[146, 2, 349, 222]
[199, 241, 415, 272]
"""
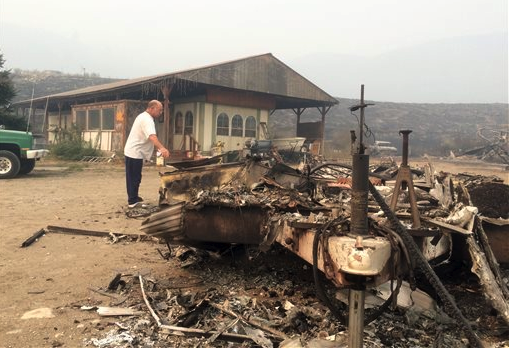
[12, 53, 338, 158]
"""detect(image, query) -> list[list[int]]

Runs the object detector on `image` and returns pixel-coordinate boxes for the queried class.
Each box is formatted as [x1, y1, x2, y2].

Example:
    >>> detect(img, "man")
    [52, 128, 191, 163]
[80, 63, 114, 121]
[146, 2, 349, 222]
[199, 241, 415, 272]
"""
[124, 100, 170, 208]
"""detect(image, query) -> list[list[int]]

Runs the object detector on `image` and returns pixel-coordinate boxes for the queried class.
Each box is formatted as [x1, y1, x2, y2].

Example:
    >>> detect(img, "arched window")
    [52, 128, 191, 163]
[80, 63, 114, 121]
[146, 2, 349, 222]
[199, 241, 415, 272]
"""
[216, 113, 229, 136]
[231, 114, 243, 137]
[245, 116, 256, 137]
[184, 111, 193, 135]
[174, 112, 183, 134]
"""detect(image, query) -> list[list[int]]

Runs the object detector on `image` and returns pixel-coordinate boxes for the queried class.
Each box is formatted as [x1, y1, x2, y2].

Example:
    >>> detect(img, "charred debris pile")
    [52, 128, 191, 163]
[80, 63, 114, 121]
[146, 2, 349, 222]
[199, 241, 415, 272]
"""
[123, 148, 508, 347]
[81, 147, 509, 347]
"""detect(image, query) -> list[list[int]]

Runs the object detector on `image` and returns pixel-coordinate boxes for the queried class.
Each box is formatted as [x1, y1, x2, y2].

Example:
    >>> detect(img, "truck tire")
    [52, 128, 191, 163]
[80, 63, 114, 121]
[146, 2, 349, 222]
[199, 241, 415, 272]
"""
[0, 150, 21, 179]
[19, 158, 36, 175]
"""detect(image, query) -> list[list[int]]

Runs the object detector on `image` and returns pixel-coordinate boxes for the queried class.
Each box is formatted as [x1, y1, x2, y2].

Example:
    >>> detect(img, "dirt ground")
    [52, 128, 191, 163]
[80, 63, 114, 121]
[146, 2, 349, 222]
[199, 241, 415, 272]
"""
[0, 156, 507, 348]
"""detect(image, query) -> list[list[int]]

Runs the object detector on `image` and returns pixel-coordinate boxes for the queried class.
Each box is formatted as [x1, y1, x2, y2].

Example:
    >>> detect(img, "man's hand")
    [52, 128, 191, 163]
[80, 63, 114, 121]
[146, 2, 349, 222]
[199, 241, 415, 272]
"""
[159, 148, 170, 158]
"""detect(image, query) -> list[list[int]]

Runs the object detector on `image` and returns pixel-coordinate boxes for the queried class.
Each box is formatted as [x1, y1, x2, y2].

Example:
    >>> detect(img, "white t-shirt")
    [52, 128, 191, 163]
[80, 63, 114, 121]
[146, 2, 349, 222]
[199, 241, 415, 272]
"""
[124, 111, 157, 160]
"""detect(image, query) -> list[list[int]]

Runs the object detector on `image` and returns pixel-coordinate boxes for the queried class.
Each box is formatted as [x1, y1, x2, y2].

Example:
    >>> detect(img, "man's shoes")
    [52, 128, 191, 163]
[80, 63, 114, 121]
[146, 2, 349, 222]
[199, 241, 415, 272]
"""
[128, 199, 149, 209]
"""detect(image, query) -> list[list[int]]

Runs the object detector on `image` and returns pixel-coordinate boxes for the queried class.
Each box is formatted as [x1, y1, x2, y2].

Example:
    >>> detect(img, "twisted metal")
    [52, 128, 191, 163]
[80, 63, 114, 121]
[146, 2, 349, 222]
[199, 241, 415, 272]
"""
[368, 181, 483, 348]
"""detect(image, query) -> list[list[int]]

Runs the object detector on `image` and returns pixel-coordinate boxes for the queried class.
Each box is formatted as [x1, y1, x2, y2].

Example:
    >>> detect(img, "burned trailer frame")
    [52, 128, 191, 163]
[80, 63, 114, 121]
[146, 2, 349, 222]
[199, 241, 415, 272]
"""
[152, 149, 451, 290]
[150, 158, 396, 290]
[153, 153, 416, 286]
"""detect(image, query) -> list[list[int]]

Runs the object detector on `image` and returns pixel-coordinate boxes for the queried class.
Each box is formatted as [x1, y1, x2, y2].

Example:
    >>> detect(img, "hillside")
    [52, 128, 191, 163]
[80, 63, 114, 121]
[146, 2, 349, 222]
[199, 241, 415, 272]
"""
[271, 98, 508, 158]
[10, 69, 121, 102]
[9, 70, 509, 158]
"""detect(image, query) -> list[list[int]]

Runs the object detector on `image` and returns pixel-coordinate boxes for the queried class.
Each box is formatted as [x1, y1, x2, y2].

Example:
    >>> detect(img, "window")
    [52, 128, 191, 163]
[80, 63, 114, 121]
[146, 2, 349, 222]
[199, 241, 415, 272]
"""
[184, 111, 193, 135]
[174, 112, 183, 134]
[75, 110, 86, 130]
[75, 107, 117, 131]
[102, 108, 115, 130]
[245, 116, 256, 137]
[216, 113, 229, 136]
[231, 114, 243, 137]
[88, 109, 100, 130]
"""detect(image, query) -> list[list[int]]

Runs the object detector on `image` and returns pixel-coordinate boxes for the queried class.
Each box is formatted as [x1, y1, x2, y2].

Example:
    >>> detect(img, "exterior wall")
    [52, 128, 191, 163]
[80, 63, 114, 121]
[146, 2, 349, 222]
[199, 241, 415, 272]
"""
[172, 102, 198, 151]
[210, 104, 267, 152]
[72, 100, 148, 154]
[73, 102, 120, 152]
[170, 101, 268, 153]
[113, 103, 126, 153]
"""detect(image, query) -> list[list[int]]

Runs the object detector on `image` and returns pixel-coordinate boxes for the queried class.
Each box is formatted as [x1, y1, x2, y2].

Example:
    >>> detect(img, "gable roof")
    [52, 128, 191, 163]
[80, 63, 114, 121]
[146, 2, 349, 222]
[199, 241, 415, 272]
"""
[13, 53, 338, 110]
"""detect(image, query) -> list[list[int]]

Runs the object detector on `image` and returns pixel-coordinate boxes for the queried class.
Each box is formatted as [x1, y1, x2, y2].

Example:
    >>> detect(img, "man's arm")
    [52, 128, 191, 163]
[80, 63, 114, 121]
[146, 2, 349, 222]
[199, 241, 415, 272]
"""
[148, 134, 170, 158]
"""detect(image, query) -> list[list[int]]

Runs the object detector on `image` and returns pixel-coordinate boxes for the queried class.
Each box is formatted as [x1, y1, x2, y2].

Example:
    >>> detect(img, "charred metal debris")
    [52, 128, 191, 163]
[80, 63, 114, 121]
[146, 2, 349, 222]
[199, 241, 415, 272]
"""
[132, 141, 508, 346]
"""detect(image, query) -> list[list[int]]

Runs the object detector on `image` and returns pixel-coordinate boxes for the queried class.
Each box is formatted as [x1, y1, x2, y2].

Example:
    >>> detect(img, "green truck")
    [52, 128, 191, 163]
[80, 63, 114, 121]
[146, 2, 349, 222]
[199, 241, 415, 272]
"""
[0, 128, 49, 179]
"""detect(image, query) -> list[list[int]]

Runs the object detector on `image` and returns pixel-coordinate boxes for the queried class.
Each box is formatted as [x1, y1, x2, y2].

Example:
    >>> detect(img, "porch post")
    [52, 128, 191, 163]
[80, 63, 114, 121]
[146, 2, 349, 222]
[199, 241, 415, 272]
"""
[293, 107, 304, 135]
[317, 106, 331, 157]
[161, 84, 173, 150]
[58, 102, 62, 129]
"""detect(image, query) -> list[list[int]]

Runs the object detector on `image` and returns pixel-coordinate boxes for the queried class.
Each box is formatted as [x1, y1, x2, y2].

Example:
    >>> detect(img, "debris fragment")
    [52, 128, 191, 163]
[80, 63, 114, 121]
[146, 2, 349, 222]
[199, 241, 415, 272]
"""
[20, 228, 46, 247]
[21, 307, 54, 319]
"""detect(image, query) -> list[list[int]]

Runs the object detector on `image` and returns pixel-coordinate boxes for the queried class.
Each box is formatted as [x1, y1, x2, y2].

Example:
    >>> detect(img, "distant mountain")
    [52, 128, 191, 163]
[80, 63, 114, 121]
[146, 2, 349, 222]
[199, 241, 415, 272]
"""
[289, 33, 508, 103]
[10, 69, 121, 103]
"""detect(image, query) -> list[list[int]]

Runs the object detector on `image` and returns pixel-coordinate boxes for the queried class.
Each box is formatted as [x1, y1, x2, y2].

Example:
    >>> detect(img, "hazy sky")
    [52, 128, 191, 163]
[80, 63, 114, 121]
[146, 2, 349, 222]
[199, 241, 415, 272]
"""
[0, 0, 508, 103]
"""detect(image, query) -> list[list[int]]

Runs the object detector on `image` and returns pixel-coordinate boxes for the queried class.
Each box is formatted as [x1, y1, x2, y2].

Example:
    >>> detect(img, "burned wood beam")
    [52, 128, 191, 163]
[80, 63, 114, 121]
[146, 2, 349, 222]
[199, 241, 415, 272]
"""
[20, 228, 47, 247]
[46, 225, 114, 237]
[46, 225, 141, 239]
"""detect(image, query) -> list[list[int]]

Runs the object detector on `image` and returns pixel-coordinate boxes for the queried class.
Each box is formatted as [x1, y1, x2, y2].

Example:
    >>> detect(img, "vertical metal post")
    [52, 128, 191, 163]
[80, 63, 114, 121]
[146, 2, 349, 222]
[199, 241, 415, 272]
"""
[348, 85, 372, 348]
[348, 286, 366, 348]
[400, 130, 412, 167]
[350, 154, 369, 236]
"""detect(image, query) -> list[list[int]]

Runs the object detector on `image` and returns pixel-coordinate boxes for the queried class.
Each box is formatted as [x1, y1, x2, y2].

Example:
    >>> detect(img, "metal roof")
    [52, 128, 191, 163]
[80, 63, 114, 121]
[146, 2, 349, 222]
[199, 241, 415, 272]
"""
[13, 53, 338, 110]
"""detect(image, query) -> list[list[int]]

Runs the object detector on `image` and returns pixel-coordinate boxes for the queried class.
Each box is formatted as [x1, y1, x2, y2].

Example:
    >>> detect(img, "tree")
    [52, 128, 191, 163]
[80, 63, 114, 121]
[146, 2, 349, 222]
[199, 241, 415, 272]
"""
[0, 52, 26, 130]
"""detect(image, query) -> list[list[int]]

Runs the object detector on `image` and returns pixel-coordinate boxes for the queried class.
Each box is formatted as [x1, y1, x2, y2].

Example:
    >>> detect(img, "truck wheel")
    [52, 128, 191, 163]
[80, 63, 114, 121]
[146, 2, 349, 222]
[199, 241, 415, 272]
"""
[0, 150, 21, 179]
[19, 158, 36, 175]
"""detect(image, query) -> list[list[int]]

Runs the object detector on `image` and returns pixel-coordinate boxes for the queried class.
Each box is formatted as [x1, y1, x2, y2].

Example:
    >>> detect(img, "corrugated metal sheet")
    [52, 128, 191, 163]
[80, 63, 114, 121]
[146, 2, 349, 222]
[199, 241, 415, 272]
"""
[139, 201, 185, 240]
